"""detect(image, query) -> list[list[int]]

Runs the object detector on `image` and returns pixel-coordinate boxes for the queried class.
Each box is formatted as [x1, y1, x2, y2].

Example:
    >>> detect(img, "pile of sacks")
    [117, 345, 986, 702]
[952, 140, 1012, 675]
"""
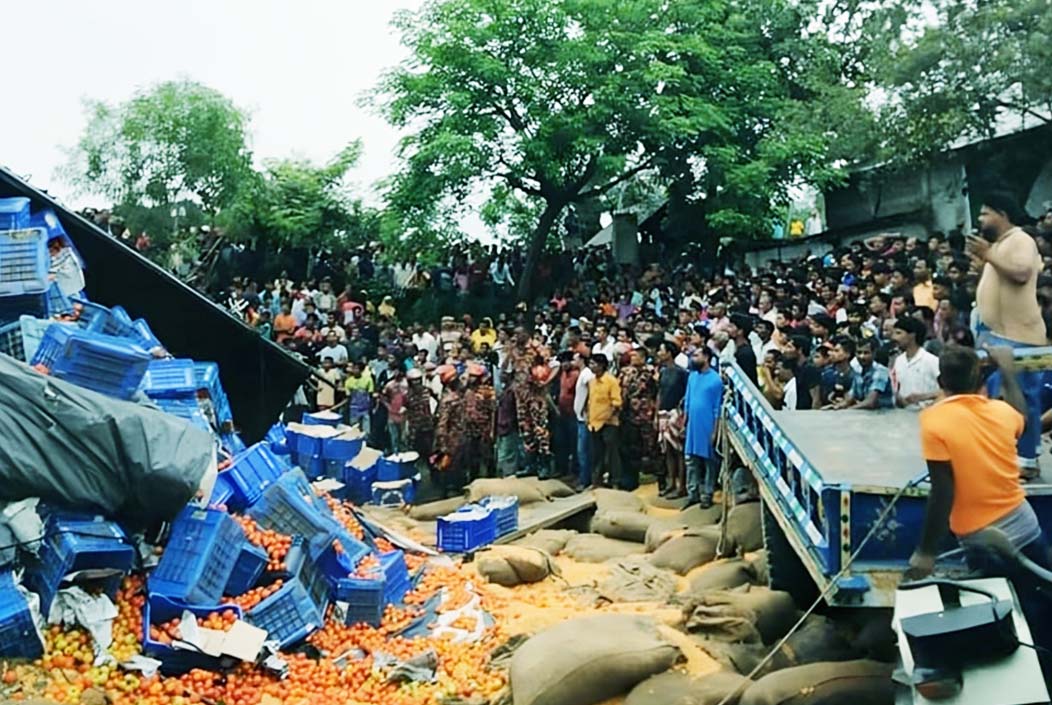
[479, 488, 897, 705]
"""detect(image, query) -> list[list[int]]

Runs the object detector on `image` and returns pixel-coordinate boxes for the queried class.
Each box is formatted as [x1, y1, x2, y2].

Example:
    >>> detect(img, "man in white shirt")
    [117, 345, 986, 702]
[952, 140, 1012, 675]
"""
[572, 352, 595, 491]
[591, 325, 616, 362]
[412, 324, 438, 362]
[891, 316, 940, 409]
[777, 357, 798, 410]
[317, 332, 349, 366]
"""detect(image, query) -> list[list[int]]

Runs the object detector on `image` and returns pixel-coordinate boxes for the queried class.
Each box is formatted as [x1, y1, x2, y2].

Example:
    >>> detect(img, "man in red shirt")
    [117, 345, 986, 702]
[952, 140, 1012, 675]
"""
[553, 351, 580, 479]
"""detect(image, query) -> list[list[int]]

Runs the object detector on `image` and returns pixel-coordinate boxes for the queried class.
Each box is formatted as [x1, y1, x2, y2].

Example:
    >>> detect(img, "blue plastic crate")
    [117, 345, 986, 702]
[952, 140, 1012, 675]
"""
[297, 453, 325, 480]
[149, 508, 244, 604]
[225, 541, 268, 596]
[209, 471, 236, 508]
[378, 550, 410, 603]
[25, 515, 135, 617]
[437, 505, 497, 553]
[132, 318, 161, 349]
[370, 476, 419, 507]
[28, 208, 80, 266]
[245, 537, 330, 649]
[142, 594, 242, 675]
[478, 496, 519, 537]
[141, 359, 197, 397]
[0, 291, 47, 324]
[310, 530, 371, 584]
[333, 550, 409, 627]
[0, 227, 48, 296]
[303, 410, 341, 427]
[292, 431, 324, 457]
[0, 315, 53, 362]
[321, 433, 364, 461]
[32, 325, 151, 399]
[102, 304, 136, 339]
[221, 432, 247, 456]
[343, 462, 377, 505]
[334, 576, 385, 626]
[0, 570, 43, 659]
[265, 423, 287, 447]
[194, 362, 233, 424]
[44, 283, 72, 317]
[0, 197, 30, 230]
[247, 479, 337, 551]
[225, 442, 286, 509]
[377, 452, 419, 482]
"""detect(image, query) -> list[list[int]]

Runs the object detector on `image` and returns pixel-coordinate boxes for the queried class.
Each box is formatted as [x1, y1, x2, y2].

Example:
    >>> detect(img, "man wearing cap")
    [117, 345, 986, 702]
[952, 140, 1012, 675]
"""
[463, 364, 497, 480]
[405, 367, 435, 469]
[434, 366, 468, 496]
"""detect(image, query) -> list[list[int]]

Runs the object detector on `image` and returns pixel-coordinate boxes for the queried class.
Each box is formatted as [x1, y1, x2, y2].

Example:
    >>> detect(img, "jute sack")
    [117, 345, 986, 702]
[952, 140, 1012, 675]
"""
[754, 616, 859, 676]
[645, 521, 690, 553]
[692, 638, 769, 674]
[467, 478, 548, 504]
[649, 527, 721, 575]
[513, 529, 576, 556]
[723, 502, 763, 554]
[476, 546, 556, 587]
[510, 614, 682, 705]
[739, 660, 894, 705]
[679, 503, 723, 526]
[532, 478, 576, 499]
[594, 488, 645, 513]
[591, 510, 656, 543]
[564, 533, 646, 563]
[599, 556, 679, 603]
[685, 559, 757, 593]
[684, 586, 799, 644]
[408, 496, 466, 521]
[626, 670, 752, 705]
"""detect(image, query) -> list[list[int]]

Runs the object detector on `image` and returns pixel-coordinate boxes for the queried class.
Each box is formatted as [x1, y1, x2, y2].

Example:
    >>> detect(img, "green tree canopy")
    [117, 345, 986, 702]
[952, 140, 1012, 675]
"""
[838, 0, 1052, 164]
[377, 0, 864, 296]
[64, 80, 254, 217]
[223, 142, 378, 252]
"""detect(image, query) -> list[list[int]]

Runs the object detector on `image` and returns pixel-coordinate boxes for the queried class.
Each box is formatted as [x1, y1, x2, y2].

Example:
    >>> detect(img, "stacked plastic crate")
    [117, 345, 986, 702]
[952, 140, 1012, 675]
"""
[0, 198, 54, 326]
[140, 358, 235, 432]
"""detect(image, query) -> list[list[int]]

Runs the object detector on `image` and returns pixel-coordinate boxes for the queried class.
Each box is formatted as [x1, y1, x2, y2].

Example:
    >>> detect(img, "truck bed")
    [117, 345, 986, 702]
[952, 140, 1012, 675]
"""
[773, 409, 926, 490]
[775, 408, 1052, 494]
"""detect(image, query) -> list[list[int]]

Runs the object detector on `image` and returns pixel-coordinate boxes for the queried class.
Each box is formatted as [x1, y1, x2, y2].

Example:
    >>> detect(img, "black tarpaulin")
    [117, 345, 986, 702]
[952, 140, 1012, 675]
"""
[0, 167, 310, 442]
[0, 353, 213, 525]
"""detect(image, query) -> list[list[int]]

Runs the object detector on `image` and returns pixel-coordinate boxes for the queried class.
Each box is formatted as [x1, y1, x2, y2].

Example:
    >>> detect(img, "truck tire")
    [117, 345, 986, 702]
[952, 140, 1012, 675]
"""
[761, 500, 819, 609]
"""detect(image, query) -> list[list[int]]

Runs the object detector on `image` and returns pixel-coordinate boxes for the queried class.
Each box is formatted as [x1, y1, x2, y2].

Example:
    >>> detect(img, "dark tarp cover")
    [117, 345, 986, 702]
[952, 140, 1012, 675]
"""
[0, 167, 311, 442]
[0, 353, 212, 526]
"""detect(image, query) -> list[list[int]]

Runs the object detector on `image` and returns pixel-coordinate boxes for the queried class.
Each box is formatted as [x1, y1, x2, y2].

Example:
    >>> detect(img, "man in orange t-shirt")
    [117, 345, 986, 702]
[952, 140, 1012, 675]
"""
[909, 345, 1050, 582]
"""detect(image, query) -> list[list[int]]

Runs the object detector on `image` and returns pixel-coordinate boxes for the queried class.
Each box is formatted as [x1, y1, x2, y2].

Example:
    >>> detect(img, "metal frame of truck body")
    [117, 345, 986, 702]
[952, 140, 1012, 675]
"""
[723, 354, 1052, 608]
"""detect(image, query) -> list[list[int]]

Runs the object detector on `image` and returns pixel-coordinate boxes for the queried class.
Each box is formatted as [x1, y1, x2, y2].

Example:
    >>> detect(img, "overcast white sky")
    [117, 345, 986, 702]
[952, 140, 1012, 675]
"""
[0, 0, 427, 215]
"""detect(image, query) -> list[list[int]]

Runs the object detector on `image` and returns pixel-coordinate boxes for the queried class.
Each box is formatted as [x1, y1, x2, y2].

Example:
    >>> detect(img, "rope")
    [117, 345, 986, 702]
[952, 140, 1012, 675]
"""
[712, 471, 928, 705]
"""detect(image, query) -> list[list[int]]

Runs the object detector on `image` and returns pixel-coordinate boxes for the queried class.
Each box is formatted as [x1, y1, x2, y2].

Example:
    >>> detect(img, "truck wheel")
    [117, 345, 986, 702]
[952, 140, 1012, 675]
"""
[762, 500, 819, 609]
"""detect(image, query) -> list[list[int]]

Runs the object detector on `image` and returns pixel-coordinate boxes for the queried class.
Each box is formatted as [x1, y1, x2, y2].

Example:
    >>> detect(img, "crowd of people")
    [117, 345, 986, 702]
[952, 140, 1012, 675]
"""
[216, 193, 1052, 504]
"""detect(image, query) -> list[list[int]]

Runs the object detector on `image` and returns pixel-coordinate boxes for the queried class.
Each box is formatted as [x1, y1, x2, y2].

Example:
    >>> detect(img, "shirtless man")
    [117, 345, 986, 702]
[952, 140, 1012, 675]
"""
[968, 191, 1046, 476]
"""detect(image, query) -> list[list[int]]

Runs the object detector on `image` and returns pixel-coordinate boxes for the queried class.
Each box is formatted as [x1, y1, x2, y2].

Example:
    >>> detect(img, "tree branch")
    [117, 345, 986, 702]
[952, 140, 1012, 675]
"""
[575, 158, 655, 200]
[995, 100, 1051, 125]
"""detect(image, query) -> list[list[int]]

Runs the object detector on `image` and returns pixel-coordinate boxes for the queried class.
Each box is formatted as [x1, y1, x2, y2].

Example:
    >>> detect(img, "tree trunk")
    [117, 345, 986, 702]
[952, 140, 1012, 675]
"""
[517, 200, 564, 302]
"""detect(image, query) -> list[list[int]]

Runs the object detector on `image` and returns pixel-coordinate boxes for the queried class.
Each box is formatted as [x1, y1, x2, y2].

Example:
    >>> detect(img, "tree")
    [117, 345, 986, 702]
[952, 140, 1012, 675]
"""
[378, 0, 863, 298]
[64, 80, 254, 218]
[223, 142, 376, 252]
[841, 0, 1052, 164]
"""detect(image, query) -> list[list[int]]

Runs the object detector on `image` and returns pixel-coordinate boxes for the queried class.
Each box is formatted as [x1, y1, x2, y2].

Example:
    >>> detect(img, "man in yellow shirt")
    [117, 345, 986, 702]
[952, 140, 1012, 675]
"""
[470, 317, 498, 353]
[587, 353, 623, 489]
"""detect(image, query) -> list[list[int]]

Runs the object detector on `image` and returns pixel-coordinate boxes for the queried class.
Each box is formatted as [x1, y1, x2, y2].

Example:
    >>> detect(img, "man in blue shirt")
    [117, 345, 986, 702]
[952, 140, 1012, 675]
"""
[843, 338, 894, 410]
[683, 346, 724, 508]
